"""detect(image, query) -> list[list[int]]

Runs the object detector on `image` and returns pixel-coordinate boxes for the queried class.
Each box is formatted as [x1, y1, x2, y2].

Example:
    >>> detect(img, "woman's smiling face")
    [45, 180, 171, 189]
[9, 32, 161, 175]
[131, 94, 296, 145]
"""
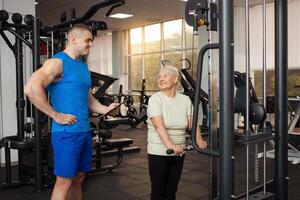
[157, 69, 178, 91]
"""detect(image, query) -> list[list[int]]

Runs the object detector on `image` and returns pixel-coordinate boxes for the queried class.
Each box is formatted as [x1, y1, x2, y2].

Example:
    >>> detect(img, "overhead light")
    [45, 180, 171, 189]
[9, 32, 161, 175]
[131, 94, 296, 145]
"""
[109, 13, 133, 19]
[35, 1, 38, 5]
[180, 0, 188, 1]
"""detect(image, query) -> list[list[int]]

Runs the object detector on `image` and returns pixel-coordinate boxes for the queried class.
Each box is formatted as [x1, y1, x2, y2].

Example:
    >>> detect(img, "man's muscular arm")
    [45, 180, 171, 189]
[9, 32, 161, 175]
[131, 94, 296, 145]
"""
[88, 90, 118, 115]
[24, 59, 77, 125]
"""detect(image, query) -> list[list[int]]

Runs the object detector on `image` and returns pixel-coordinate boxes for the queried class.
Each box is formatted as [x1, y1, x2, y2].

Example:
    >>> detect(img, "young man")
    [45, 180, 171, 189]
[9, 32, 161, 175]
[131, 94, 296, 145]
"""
[24, 24, 117, 200]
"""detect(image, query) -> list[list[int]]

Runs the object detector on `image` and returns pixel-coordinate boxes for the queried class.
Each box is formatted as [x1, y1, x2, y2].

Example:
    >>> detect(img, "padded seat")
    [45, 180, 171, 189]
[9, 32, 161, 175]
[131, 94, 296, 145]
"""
[96, 129, 112, 139]
[1, 136, 35, 149]
[104, 138, 133, 148]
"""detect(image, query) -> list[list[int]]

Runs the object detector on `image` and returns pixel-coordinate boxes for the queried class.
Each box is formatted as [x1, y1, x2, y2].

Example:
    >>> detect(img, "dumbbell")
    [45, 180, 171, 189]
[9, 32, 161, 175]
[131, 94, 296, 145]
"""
[12, 13, 22, 24]
[0, 10, 9, 22]
[24, 14, 34, 25]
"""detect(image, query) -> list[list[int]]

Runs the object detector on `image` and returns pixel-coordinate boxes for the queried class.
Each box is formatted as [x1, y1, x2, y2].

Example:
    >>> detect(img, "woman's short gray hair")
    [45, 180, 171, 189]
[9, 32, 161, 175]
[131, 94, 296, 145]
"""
[160, 65, 180, 78]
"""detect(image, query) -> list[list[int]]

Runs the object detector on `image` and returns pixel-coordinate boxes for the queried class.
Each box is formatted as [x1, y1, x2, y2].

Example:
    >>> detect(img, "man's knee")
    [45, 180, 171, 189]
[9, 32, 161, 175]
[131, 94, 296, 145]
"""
[55, 176, 73, 189]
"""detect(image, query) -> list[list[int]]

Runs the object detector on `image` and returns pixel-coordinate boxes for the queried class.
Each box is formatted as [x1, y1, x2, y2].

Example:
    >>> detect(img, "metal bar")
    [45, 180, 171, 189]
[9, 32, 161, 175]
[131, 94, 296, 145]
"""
[33, 17, 42, 192]
[15, 29, 25, 142]
[245, 0, 250, 137]
[196, 43, 219, 90]
[246, 145, 249, 200]
[5, 27, 33, 50]
[207, 2, 218, 198]
[262, 0, 267, 195]
[255, 144, 259, 183]
[0, 31, 16, 55]
[208, 6, 213, 199]
[274, 0, 288, 199]
[262, 0, 267, 118]
[51, 31, 54, 57]
[219, 0, 234, 199]
[263, 142, 266, 194]
[105, 1, 125, 18]
[245, 0, 251, 198]
[232, 179, 274, 199]
[53, 0, 124, 29]
[191, 43, 219, 157]
[5, 148, 11, 184]
[0, 32, 2, 144]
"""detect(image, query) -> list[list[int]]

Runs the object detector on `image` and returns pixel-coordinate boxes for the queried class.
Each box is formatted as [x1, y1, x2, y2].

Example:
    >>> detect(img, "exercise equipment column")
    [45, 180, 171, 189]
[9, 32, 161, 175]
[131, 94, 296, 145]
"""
[275, 0, 288, 199]
[245, 0, 250, 198]
[33, 17, 42, 192]
[219, 0, 234, 199]
[207, 1, 218, 199]
[262, 0, 267, 195]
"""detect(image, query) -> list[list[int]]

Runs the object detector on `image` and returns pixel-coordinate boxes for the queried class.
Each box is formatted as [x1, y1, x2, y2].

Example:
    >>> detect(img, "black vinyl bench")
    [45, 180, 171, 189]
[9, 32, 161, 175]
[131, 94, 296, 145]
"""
[104, 138, 133, 148]
[89, 129, 137, 173]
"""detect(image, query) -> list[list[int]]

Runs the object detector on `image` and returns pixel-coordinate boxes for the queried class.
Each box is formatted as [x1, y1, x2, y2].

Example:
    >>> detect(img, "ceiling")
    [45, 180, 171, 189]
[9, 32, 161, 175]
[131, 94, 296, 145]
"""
[36, 0, 275, 32]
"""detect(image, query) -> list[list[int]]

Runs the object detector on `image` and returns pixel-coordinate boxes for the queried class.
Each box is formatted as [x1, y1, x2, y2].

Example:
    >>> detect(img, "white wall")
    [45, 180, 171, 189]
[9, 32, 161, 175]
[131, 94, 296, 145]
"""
[87, 33, 113, 76]
[0, 0, 35, 163]
[249, 3, 275, 70]
[248, 0, 300, 70]
[234, 7, 246, 72]
[112, 30, 128, 94]
[87, 31, 128, 95]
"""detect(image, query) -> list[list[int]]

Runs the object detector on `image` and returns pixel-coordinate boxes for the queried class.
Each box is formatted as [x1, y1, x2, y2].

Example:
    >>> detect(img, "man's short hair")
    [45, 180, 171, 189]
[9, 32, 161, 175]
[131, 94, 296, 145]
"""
[67, 24, 92, 35]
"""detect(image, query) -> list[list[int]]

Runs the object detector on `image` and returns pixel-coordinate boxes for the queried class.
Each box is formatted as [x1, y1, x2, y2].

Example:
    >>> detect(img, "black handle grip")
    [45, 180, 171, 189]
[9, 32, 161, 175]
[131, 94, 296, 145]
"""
[197, 149, 219, 157]
[166, 146, 193, 155]
[166, 147, 218, 157]
[166, 149, 174, 154]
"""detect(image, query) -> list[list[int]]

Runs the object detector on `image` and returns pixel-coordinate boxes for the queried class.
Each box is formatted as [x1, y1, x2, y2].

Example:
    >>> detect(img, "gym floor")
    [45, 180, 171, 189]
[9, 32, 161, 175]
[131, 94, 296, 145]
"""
[0, 124, 299, 200]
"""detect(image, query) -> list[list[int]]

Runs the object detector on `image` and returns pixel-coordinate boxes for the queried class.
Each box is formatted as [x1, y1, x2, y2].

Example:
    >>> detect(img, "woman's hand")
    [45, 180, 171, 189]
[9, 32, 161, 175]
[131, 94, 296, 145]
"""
[197, 140, 208, 149]
[170, 144, 184, 156]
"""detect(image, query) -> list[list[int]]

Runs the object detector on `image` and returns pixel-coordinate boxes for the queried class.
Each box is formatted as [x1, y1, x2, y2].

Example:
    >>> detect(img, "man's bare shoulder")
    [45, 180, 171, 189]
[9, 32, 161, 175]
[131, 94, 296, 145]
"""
[42, 58, 63, 68]
[40, 58, 63, 76]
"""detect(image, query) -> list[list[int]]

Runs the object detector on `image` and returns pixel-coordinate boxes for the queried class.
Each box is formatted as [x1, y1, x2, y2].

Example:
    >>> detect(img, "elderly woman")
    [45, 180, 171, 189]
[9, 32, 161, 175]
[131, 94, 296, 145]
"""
[147, 65, 207, 200]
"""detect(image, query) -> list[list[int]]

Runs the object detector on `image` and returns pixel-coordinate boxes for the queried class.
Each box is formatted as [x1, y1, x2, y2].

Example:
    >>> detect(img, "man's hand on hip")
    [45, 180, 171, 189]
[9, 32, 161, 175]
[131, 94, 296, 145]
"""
[53, 112, 77, 125]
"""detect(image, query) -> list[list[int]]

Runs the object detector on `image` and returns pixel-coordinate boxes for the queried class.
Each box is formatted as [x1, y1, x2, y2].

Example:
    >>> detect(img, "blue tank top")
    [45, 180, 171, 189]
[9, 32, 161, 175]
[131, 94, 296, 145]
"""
[48, 52, 91, 132]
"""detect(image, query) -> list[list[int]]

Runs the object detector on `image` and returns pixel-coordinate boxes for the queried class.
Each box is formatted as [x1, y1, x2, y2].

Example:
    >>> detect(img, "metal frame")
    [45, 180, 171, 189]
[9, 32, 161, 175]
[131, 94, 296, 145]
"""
[274, 0, 288, 199]
[218, 0, 288, 199]
[219, 0, 234, 199]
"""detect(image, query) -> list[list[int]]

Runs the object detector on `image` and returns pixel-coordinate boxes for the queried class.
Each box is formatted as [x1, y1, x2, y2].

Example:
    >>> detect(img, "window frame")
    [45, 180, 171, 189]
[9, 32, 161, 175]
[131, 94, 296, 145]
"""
[128, 19, 198, 91]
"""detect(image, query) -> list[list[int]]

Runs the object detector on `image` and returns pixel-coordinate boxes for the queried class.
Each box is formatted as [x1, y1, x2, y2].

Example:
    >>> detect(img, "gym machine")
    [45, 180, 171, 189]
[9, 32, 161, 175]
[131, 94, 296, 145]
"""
[0, 10, 44, 191]
[90, 72, 141, 154]
[91, 72, 148, 129]
[258, 97, 300, 165]
[184, 0, 288, 199]
[128, 79, 149, 128]
[0, 0, 127, 192]
[88, 125, 135, 173]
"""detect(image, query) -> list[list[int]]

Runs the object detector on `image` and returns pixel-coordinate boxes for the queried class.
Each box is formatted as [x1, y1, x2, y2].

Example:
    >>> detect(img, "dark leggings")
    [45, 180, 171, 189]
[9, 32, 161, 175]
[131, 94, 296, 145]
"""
[148, 154, 185, 200]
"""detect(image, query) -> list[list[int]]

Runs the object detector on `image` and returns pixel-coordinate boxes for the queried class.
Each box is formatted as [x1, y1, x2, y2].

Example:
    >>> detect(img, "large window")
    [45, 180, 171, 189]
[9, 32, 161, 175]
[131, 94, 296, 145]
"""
[163, 52, 183, 69]
[145, 24, 161, 53]
[164, 20, 182, 51]
[128, 19, 197, 91]
[145, 54, 161, 90]
[130, 28, 142, 54]
[128, 55, 143, 90]
[254, 69, 300, 97]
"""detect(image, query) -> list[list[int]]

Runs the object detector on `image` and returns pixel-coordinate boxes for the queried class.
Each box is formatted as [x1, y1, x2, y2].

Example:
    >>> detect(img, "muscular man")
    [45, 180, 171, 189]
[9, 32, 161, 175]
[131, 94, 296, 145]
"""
[24, 24, 116, 200]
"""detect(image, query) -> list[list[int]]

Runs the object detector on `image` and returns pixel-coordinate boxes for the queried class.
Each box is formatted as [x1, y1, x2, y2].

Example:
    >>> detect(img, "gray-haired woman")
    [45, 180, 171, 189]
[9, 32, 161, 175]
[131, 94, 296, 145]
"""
[147, 65, 207, 200]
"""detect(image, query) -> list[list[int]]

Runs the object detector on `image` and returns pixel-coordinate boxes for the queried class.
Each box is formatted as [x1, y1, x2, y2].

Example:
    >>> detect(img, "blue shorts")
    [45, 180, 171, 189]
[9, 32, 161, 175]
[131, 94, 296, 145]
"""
[51, 131, 92, 178]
